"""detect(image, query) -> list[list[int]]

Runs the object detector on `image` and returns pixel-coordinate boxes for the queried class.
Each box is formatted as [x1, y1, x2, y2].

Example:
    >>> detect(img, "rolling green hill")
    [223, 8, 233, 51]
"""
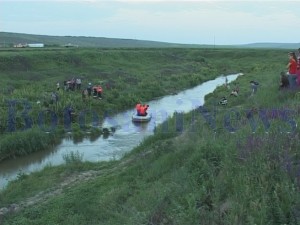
[0, 32, 202, 48]
[1, 32, 300, 49]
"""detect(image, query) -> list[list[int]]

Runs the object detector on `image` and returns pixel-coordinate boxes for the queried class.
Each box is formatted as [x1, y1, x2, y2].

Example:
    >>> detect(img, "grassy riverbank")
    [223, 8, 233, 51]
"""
[2, 47, 300, 224]
[0, 47, 240, 161]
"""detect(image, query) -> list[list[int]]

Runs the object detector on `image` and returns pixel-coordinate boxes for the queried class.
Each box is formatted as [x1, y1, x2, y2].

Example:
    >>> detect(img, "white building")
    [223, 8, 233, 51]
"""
[27, 43, 44, 48]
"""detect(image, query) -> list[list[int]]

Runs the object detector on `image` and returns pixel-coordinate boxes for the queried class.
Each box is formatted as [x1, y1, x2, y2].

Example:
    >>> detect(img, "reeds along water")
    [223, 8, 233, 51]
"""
[0, 128, 61, 162]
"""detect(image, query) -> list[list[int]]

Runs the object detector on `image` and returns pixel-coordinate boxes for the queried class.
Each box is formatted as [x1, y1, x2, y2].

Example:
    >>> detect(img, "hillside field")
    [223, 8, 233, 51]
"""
[1, 47, 300, 224]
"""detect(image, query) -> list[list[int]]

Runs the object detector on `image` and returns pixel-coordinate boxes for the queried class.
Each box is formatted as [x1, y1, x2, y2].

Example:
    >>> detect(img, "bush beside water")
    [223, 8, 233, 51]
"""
[0, 128, 61, 161]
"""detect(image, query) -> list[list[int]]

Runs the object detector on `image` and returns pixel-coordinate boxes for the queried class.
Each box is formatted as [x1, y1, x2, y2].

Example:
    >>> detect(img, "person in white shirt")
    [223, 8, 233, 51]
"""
[76, 78, 82, 90]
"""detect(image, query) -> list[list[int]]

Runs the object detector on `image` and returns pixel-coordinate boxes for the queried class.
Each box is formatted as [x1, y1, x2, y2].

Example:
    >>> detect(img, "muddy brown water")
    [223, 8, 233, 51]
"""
[0, 74, 242, 189]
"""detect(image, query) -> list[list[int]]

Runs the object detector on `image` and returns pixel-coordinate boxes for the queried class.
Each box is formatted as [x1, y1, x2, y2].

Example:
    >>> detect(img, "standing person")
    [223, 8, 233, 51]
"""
[56, 82, 60, 91]
[76, 78, 82, 90]
[67, 80, 72, 91]
[250, 81, 259, 96]
[287, 52, 297, 88]
[51, 92, 59, 104]
[71, 77, 76, 91]
[63, 80, 68, 91]
[66, 105, 74, 123]
[296, 48, 300, 86]
[224, 76, 229, 89]
[87, 83, 92, 97]
[82, 89, 88, 102]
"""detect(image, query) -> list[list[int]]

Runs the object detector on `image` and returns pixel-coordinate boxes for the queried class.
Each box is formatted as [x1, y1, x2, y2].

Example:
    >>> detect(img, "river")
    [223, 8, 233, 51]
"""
[0, 73, 242, 189]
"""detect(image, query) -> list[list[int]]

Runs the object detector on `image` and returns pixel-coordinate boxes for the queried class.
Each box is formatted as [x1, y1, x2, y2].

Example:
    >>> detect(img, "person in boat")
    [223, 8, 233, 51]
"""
[139, 104, 149, 116]
[136, 103, 142, 116]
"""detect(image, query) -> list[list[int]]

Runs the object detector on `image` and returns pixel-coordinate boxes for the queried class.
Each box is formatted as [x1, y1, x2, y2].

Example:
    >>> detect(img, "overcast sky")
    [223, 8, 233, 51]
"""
[1, 0, 300, 45]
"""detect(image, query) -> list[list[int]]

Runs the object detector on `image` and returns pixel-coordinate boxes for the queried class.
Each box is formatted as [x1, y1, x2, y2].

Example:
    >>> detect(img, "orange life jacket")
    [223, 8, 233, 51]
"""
[139, 106, 146, 116]
[136, 104, 141, 111]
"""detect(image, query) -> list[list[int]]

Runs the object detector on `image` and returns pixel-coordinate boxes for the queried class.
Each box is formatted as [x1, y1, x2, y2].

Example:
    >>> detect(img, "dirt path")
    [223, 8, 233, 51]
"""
[0, 170, 101, 223]
[0, 150, 151, 224]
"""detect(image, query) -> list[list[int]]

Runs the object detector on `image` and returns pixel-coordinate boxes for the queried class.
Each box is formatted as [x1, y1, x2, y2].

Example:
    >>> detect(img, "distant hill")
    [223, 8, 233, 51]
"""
[237, 42, 300, 50]
[0, 32, 201, 48]
[0, 32, 299, 49]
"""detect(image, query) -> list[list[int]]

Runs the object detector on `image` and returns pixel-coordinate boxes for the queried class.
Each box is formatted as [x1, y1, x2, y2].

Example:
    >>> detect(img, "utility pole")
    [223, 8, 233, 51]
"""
[214, 35, 215, 49]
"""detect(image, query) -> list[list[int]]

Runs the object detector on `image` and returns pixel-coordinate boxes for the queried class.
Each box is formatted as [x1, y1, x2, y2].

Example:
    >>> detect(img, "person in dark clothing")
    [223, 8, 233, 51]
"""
[87, 83, 92, 97]
[66, 106, 75, 123]
[279, 71, 289, 89]
[63, 105, 76, 130]
[67, 106, 72, 118]
[63, 80, 68, 91]
[67, 80, 72, 91]
[93, 86, 98, 98]
[71, 78, 76, 91]
[250, 80, 259, 96]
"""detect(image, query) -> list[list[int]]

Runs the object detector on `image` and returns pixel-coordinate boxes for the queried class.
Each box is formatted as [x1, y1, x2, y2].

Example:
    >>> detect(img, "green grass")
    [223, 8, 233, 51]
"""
[2, 47, 300, 224]
[0, 47, 246, 161]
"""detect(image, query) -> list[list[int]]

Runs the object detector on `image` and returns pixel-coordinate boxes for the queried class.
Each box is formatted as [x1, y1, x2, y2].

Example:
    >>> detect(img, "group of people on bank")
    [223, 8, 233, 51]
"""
[56, 77, 104, 101]
[85, 83, 103, 99]
[281, 49, 300, 89]
[219, 76, 260, 106]
[61, 77, 82, 91]
[219, 49, 300, 106]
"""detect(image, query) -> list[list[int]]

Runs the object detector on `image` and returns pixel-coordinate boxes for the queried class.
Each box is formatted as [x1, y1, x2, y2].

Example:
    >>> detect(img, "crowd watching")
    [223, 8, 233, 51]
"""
[282, 48, 300, 89]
